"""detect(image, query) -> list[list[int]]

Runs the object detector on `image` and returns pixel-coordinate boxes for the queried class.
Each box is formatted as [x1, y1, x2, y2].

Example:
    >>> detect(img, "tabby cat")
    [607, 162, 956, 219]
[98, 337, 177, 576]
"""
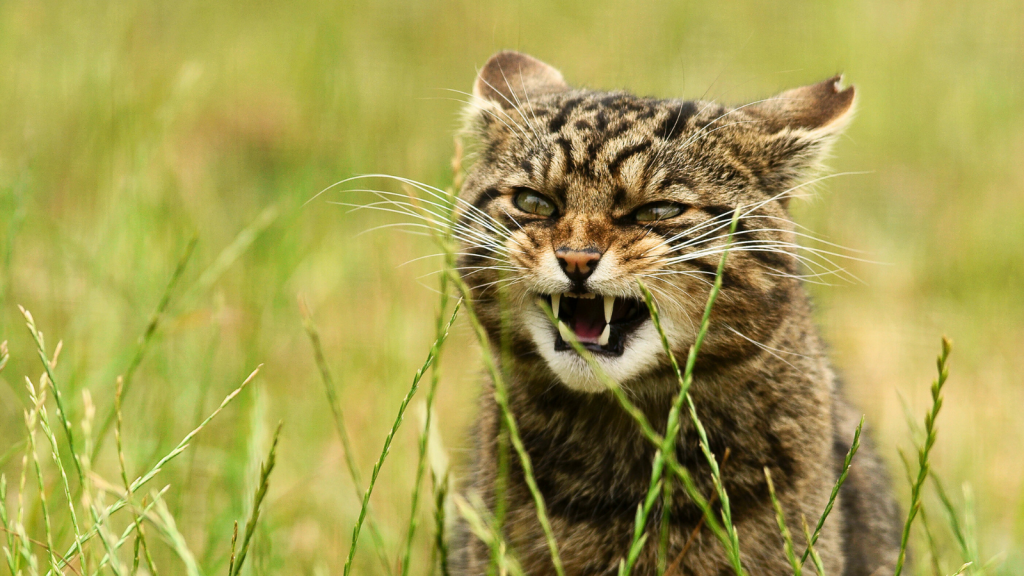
[450, 51, 901, 576]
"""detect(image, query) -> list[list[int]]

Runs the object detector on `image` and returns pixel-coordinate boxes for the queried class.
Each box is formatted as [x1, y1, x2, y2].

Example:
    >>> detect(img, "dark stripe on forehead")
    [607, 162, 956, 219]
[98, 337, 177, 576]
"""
[520, 158, 533, 175]
[555, 136, 575, 173]
[609, 141, 652, 177]
[654, 101, 698, 140]
[547, 97, 584, 132]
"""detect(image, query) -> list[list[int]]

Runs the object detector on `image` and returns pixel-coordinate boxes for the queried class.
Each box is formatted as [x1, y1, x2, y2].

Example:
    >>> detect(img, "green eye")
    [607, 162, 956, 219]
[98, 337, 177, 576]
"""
[513, 189, 557, 217]
[633, 201, 685, 222]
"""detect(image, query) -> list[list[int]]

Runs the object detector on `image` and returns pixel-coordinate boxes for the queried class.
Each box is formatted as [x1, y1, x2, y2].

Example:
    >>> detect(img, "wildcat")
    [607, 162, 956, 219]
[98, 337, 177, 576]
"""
[449, 51, 901, 575]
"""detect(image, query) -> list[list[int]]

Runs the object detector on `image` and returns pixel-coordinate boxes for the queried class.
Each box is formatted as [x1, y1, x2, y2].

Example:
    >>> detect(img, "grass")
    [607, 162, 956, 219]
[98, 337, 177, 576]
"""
[1, 0, 1022, 574]
[0, 196, 991, 575]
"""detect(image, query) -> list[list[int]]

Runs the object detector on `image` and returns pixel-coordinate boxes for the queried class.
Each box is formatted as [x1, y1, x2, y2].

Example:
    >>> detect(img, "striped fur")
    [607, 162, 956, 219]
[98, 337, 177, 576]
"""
[451, 51, 900, 575]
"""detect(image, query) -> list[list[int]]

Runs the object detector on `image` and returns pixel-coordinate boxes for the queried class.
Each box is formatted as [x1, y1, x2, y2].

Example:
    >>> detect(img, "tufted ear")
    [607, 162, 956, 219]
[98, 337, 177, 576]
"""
[473, 51, 569, 109]
[749, 75, 856, 134]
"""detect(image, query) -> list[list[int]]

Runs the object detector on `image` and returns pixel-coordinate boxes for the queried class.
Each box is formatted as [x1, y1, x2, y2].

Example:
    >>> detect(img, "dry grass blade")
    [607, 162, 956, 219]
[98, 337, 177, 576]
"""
[342, 300, 461, 576]
[230, 420, 283, 576]
[228, 520, 239, 576]
[799, 516, 825, 576]
[25, 382, 61, 575]
[452, 494, 526, 576]
[50, 368, 259, 574]
[19, 306, 85, 484]
[764, 468, 801, 575]
[115, 377, 158, 576]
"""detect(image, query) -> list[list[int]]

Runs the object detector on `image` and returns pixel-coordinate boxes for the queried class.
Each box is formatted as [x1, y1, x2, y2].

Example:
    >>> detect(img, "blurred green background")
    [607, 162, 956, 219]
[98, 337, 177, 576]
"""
[1, 0, 1022, 573]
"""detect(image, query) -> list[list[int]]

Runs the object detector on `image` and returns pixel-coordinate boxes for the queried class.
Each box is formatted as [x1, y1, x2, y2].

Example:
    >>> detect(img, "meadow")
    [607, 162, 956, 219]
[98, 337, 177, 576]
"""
[0, 0, 1022, 574]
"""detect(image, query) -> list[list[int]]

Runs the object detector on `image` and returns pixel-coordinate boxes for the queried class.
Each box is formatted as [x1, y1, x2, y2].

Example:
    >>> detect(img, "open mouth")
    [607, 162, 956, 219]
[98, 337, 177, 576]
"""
[537, 292, 650, 356]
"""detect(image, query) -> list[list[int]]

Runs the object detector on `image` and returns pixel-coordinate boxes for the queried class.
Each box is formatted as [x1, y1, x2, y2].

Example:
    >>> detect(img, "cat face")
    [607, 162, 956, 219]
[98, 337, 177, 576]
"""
[457, 52, 854, 392]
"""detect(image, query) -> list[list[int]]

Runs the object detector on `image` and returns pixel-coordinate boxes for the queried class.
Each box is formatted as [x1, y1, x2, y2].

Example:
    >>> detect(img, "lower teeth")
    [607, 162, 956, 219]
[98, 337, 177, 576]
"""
[598, 324, 610, 347]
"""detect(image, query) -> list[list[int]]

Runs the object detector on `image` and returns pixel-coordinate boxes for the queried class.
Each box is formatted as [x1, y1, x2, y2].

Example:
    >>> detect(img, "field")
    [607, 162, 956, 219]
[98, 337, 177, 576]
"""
[1, 0, 1022, 574]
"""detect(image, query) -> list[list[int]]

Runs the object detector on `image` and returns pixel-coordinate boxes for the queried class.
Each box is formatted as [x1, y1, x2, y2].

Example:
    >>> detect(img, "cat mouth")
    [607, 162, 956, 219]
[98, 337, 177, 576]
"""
[537, 292, 650, 356]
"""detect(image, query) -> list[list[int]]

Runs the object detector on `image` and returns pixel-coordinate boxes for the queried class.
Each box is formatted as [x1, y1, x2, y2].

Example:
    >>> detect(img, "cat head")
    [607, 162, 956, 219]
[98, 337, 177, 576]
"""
[456, 51, 854, 393]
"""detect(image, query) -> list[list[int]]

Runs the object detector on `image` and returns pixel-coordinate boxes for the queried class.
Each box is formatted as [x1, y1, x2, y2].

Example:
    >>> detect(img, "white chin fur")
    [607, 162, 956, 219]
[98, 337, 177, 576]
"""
[523, 306, 665, 393]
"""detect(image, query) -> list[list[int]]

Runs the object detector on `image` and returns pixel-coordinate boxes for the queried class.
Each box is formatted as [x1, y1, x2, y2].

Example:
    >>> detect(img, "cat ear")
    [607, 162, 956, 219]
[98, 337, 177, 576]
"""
[473, 51, 569, 109]
[744, 76, 856, 204]
[749, 75, 856, 134]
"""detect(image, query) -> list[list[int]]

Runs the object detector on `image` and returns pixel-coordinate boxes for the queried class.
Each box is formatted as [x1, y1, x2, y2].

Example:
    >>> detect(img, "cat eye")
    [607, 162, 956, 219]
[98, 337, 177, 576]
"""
[513, 188, 557, 218]
[633, 201, 686, 222]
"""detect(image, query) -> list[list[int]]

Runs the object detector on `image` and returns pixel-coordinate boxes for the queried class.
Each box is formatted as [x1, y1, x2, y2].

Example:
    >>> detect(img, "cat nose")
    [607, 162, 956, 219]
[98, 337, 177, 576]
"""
[555, 248, 602, 287]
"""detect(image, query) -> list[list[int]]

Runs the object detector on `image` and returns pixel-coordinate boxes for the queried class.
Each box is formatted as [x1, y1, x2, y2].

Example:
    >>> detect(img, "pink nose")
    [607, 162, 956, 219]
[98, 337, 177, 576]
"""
[555, 248, 601, 285]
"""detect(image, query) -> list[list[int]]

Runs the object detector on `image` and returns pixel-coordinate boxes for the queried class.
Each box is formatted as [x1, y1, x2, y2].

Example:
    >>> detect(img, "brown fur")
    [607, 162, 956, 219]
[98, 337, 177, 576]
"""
[450, 51, 901, 575]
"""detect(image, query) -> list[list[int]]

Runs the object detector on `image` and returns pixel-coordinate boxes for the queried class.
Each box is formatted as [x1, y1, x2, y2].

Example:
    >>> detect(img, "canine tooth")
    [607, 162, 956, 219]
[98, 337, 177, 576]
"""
[604, 295, 614, 323]
[598, 324, 611, 347]
[551, 293, 561, 317]
[558, 320, 574, 342]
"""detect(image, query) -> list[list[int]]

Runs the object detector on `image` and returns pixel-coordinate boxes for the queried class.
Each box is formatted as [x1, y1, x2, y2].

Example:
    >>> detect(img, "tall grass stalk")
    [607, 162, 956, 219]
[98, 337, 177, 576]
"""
[620, 449, 664, 575]
[893, 336, 952, 576]
[36, 384, 89, 575]
[431, 470, 451, 576]
[764, 468, 801, 575]
[90, 487, 170, 574]
[452, 494, 525, 576]
[342, 300, 461, 576]
[114, 377, 158, 576]
[537, 302, 732, 559]
[49, 367, 260, 574]
[19, 306, 85, 485]
[443, 269, 566, 576]
[93, 236, 198, 461]
[299, 298, 393, 575]
[401, 245, 455, 576]
[799, 516, 825, 576]
[800, 418, 862, 564]
[25, 380, 61, 575]
[229, 420, 283, 576]
[540, 206, 741, 569]
[635, 206, 745, 575]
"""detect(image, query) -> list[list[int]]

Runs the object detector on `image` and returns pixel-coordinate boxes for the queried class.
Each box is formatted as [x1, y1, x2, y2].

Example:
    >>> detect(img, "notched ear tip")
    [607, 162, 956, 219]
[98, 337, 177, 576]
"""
[808, 74, 857, 127]
[472, 50, 569, 108]
[755, 74, 857, 133]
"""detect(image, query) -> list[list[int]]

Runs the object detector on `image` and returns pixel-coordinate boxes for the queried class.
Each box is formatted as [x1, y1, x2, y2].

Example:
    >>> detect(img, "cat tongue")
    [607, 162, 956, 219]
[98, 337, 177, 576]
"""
[571, 298, 606, 342]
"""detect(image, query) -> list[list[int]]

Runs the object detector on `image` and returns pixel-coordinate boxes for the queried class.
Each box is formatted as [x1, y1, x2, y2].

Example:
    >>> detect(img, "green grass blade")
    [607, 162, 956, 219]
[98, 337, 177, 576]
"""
[19, 307, 85, 485]
[300, 299, 393, 575]
[893, 337, 953, 576]
[229, 420, 283, 576]
[445, 269, 566, 576]
[800, 417, 862, 564]
[764, 468, 801, 575]
[799, 515, 825, 576]
[92, 235, 197, 462]
[342, 300, 461, 576]
[401, 258, 453, 576]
